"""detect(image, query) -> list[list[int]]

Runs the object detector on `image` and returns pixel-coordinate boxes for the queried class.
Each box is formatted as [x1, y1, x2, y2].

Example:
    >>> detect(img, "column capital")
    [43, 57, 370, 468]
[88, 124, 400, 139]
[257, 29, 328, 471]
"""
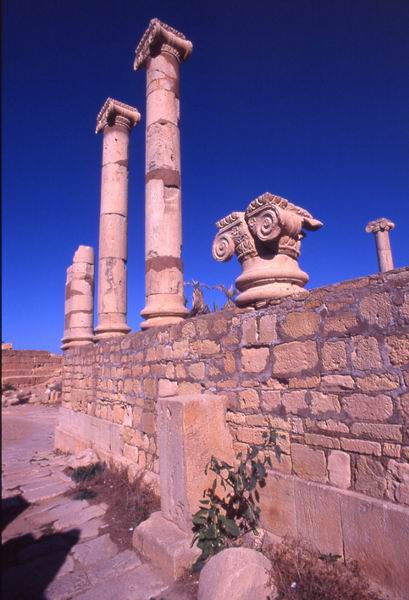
[134, 18, 192, 70]
[212, 192, 323, 306]
[96, 98, 141, 134]
[365, 217, 395, 234]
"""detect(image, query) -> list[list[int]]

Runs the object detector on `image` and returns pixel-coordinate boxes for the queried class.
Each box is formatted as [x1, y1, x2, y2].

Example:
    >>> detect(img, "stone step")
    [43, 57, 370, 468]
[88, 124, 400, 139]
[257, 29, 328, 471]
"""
[2, 375, 58, 386]
[2, 368, 61, 376]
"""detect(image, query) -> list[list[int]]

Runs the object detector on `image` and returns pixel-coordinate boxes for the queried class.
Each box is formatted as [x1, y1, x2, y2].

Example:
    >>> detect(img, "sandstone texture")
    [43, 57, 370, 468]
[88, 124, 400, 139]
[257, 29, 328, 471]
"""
[2, 348, 62, 406]
[198, 548, 273, 600]
[94, 99, 140, 340]
[136, 20, 191, 329]
[58, 268, 409, 598]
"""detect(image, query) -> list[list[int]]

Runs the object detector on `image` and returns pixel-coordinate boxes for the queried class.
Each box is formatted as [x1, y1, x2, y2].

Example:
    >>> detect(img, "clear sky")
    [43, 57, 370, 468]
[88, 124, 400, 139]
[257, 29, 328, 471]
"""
[3, 0, 409, 353]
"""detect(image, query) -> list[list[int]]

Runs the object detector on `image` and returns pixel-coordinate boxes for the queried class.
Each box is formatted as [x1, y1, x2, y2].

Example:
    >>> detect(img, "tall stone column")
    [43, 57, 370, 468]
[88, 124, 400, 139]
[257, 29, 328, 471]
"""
[94, 98, 140, 340]
[134, 19, 192, 329]
[61, 246, 94, 350]
[365, 218, 395, 273]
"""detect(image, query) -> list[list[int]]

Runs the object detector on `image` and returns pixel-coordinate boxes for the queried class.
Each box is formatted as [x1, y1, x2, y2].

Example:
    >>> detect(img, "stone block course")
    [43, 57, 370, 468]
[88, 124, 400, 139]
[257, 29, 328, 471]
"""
[59, 268, 409, 510]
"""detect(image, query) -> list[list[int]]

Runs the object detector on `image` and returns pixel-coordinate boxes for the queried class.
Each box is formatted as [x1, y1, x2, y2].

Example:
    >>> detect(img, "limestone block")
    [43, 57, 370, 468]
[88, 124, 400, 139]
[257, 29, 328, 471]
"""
[157, 394, 234, 532]
[98, 214, 127, 260]
[147, 53, 179, 83]
[351, 336, 382, 370]
[259, 472, 296, 537]
[321, 341, 347, 371]
[145, 179, 182, 257]
[146, 88, 179, 127]
[359, 293, 392, 328]
[291, 444, 327, 483]
[294, 478, 344, 556]
[98, 259, 127, 314]
[259, 314, 277, 343]
[146, 121, 180, 173]
[198, 548, 272, 600]
[133, 511, 200, 580]
[340, 437, 382, 456]
[386, 335, 409, 366]
[100, 163, 129, 216]
[62, 245, 94, 350]
[340, 491, 409, 599]
[328, 450, 351, 489]
[342, 393, 393, 421]
[272, 340, 318, 376]
[241, 347, 269, 373]
[102, 124, 130, 160]
[281, 311, 320, 338]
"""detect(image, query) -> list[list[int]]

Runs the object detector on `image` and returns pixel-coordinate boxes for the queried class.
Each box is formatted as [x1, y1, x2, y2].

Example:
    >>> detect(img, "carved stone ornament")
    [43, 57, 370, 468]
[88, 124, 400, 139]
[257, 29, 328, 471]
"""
[365, 217, 396, 273]
[134, 18, 193, 70]
[213, 192, 323, 307]
[96, 98, 141, 134]
[365, 217, 395, 234]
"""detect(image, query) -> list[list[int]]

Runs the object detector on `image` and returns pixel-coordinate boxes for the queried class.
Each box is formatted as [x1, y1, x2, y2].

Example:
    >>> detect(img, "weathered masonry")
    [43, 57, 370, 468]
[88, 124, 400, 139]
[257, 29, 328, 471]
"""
[56, 267, 409, 598]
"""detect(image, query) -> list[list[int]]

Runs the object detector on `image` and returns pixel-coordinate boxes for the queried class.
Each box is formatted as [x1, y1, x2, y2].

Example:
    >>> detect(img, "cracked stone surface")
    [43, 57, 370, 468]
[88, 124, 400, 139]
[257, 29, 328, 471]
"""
[1, 404, 196, 599]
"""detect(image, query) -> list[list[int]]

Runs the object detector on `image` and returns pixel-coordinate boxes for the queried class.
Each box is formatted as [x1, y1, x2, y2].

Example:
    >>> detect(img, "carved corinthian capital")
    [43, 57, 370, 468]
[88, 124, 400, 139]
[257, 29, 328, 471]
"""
[134, 18, 193, 70]
[212, 192, 323, 307]
[96, 98, 141, 133]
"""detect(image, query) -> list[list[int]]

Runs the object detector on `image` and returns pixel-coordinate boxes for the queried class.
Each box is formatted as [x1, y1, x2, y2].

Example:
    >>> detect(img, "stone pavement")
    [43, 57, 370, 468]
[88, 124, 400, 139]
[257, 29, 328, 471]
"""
[2, 404, 195, 600]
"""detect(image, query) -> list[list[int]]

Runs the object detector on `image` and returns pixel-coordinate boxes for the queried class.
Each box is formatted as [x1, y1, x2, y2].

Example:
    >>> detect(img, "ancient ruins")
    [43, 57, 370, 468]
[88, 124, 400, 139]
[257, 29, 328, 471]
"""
[366, 217, 396, 273]
[212, 192, 323, 306]
[3, 15, 407, 600]
[94, 98, 140, 339]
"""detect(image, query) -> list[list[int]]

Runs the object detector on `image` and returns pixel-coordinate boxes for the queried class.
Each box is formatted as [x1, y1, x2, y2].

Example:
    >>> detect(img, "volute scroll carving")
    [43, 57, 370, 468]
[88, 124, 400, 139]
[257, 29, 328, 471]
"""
[212, 192, 323, 307]
[213, 212, 257, 264]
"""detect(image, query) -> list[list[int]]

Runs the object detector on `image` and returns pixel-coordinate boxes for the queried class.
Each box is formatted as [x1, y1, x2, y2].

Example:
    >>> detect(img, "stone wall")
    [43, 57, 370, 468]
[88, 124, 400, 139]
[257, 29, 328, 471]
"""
[57, 267, 409, 597]
[2, 350, 62, 388]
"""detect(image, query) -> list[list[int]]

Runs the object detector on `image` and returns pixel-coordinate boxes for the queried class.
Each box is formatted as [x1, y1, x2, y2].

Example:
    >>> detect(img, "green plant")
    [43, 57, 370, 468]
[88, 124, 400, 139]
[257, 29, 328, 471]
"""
[191, 429, 281, 571]
[68, 461, 104, 484]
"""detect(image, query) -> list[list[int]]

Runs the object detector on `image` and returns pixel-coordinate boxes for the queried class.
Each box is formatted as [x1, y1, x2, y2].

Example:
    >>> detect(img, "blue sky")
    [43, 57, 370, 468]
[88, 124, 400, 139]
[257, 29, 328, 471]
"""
[3, 0, 409, 353]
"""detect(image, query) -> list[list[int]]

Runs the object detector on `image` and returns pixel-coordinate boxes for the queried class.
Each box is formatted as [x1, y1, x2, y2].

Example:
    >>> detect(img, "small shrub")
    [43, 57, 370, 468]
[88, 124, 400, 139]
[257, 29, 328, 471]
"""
[69, 462, 104, 484]
[266, 538, 387, 600]
[192, 429, 281, 571]
[67, 463, 160, 549]
[2, 382, 16, 392]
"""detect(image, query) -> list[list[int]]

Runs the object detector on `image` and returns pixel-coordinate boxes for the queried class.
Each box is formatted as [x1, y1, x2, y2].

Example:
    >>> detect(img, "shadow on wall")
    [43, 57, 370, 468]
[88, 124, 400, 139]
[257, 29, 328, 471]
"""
[1, 495, 80, 600]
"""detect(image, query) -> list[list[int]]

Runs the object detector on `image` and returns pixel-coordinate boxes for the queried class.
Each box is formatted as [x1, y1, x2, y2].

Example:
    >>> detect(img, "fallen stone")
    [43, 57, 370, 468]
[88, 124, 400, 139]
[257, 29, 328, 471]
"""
[133, 511, 200, 580]
[67, 448, 99, 470]
[198, 547, 274, 600]
[72, 533, 118, 567]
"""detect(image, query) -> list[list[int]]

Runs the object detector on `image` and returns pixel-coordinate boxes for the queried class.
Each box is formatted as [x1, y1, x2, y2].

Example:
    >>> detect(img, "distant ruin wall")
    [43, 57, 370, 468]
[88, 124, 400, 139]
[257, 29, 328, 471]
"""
[57, 267, 409, 597]
[2, 350, 62, 388]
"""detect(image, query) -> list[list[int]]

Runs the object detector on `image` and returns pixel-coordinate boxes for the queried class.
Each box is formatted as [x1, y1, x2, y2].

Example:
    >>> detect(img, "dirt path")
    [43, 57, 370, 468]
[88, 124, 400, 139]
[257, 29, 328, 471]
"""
[1, 404, 194, 600]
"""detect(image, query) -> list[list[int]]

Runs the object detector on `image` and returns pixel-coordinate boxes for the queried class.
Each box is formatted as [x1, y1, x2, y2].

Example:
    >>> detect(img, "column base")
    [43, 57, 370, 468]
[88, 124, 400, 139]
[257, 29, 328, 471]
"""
[133, 511, 200, 580]
[140, 297, 189, 330]
[235, 254, 309, 307]
[61, 334, 94, 350]
[94, 322, 131, 340]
